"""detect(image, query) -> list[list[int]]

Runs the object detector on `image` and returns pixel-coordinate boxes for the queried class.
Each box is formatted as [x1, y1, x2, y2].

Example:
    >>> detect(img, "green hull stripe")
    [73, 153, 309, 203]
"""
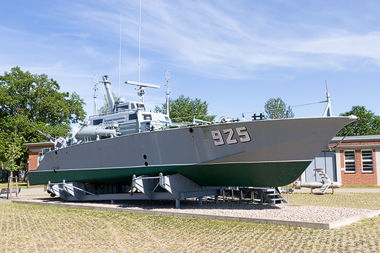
[29, 161, 311, 187]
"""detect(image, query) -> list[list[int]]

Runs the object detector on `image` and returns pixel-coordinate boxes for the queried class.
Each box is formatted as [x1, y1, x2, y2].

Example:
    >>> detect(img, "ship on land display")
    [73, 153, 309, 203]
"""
[28, 75, 357, 202]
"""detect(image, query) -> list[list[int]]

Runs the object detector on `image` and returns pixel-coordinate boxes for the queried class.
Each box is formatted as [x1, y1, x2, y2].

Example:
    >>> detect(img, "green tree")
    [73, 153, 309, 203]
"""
[155, 95, 215, 123]
[0, 66, 86, 172]
[337, 106, 380, 136]
[264, 97, 294, 119]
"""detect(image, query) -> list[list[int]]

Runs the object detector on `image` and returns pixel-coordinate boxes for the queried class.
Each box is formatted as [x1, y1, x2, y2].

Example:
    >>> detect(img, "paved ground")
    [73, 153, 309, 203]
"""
[293, 187, 380, 193]
[2, 191, 380, 252]
[3, 186, 380, 230]
[18, 187, 48, 196]
[1, 186, 380, 200]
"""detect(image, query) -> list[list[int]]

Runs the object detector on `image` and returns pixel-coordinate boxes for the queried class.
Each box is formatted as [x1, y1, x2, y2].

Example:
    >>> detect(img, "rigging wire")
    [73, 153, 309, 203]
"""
[329, 119, 359, 151]
[290, 100, 328, 108]
[207, 99, 329, 120]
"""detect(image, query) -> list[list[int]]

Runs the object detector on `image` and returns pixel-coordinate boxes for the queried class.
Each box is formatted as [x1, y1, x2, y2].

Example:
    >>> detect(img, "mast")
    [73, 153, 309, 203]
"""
[323, 80, 332, 117]
[93, 75, 99, 115]
[102, 75, 115, 114]
[118, 13, 122, 98]
[165, 70, 171, 116]
[138, 0, 142, 84]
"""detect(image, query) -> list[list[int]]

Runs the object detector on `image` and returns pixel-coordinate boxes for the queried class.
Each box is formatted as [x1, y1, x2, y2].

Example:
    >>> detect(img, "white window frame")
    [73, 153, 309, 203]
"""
[344, 150, 356, 173]
[361, 149, 374, 173]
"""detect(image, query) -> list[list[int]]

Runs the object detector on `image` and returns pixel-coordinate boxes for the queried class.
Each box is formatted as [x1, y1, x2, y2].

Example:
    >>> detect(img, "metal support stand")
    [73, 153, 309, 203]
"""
[198, 197, 203, 207]
[47, 173, 224, 208]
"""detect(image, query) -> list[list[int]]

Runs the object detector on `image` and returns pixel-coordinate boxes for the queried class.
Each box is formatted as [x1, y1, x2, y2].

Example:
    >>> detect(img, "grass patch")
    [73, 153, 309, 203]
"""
[340, 185, 380, 188]
[288, 192, 380, 209]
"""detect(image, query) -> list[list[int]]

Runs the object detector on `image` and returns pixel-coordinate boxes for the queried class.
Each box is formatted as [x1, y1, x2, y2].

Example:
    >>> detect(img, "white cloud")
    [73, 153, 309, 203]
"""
[2, 0, 380, 118]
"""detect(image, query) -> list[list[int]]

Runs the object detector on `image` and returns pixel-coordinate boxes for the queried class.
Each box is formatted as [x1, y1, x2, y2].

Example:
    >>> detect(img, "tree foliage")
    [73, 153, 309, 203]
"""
[155, 95, 215, 123]
[264, 97, 294, 119]
[337, 105, 380, 136]
[0, 66, 86, 171]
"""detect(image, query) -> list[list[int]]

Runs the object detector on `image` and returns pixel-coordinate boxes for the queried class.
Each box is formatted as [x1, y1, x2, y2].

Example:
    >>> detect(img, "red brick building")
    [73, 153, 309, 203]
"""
[23, 142, 54, 171]
[301, 135, 380, 186]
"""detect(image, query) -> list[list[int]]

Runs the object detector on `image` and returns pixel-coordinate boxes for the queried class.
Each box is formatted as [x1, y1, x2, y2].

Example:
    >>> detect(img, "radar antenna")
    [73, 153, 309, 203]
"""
[125, 80, 160, 103]
[165, 70, 171, 116]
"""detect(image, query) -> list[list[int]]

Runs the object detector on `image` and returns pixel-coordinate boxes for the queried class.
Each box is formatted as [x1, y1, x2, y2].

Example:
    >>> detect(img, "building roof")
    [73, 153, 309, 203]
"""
[23, 142, 54, 148]
[331, 135, 380, 143]
[328, 135, 380, 150]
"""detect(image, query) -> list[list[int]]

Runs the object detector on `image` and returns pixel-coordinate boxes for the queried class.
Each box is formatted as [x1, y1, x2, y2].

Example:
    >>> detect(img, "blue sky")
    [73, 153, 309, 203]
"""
[1, 0, 380, 122]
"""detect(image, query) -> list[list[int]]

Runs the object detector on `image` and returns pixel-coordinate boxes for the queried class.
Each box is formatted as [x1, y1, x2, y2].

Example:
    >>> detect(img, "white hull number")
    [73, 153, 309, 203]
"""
[211, 127, 251, 146]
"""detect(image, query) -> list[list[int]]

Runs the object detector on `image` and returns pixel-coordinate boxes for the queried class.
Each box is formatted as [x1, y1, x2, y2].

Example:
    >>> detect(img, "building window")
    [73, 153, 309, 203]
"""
[362, 150, 374, 173]
[344, 150, 356, 173]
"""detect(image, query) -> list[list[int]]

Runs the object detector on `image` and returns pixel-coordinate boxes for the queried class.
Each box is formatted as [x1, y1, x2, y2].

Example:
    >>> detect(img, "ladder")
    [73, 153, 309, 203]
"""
[315, 168, 332, 195]
[258, 187, 288, 206]
[222, 187, 288, 206]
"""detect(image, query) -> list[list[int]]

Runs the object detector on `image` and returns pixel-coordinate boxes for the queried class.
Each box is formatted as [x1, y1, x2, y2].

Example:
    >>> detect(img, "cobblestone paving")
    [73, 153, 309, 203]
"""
[1, 192, 380, 252]
[289, 192, 380, 209]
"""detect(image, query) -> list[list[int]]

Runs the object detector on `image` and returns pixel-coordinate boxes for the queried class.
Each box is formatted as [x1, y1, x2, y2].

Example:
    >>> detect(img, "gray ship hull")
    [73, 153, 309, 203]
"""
[28, 116, 356, 187]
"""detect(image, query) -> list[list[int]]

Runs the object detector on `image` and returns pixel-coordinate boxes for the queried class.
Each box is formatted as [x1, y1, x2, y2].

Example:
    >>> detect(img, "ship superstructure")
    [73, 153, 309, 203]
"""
[75, 75, 171, 142]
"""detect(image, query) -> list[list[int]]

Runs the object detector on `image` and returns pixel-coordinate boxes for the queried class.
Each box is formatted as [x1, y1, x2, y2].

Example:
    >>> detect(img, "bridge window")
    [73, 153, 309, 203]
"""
[117, 104, 129, 112]
[344, 150, 356, 173]
[129, 114, 137, 120]
[93, 119, 103, 125]
[137, 103, 145, 111]
[362, 150, 374, 173]
[143, 114, 152, 120]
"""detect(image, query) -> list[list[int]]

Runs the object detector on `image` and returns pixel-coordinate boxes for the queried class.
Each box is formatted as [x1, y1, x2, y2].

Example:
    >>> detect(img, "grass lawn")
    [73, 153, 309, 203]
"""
[340, 185, 380, 188]
[1, 192, 380, 252]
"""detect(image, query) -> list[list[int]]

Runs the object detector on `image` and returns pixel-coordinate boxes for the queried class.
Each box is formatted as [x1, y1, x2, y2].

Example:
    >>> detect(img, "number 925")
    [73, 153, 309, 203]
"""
[211, 127, 251, 146]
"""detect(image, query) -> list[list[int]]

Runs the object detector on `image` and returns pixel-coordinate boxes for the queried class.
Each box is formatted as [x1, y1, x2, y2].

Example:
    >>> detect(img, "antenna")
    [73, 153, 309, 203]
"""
[118, 13, 122, 98]
[125, 80, 160, 103]
[323, 80, 332, 117]
[93, 75, 99, 115]
[165, 70, 171, 116]
[138, 0, 142, 84]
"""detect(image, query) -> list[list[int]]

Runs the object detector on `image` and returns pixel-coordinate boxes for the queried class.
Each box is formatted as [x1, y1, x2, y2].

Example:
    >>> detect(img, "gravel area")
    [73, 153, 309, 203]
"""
[21, 197, 375, 223]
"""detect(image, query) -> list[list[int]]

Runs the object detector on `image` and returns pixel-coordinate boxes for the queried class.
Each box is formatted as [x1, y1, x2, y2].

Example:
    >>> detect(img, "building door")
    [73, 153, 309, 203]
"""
[304, 151, 336, 182]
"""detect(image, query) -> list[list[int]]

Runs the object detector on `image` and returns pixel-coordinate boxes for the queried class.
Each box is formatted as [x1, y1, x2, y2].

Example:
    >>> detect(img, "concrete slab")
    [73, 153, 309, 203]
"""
[11, 198, 380, 230]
